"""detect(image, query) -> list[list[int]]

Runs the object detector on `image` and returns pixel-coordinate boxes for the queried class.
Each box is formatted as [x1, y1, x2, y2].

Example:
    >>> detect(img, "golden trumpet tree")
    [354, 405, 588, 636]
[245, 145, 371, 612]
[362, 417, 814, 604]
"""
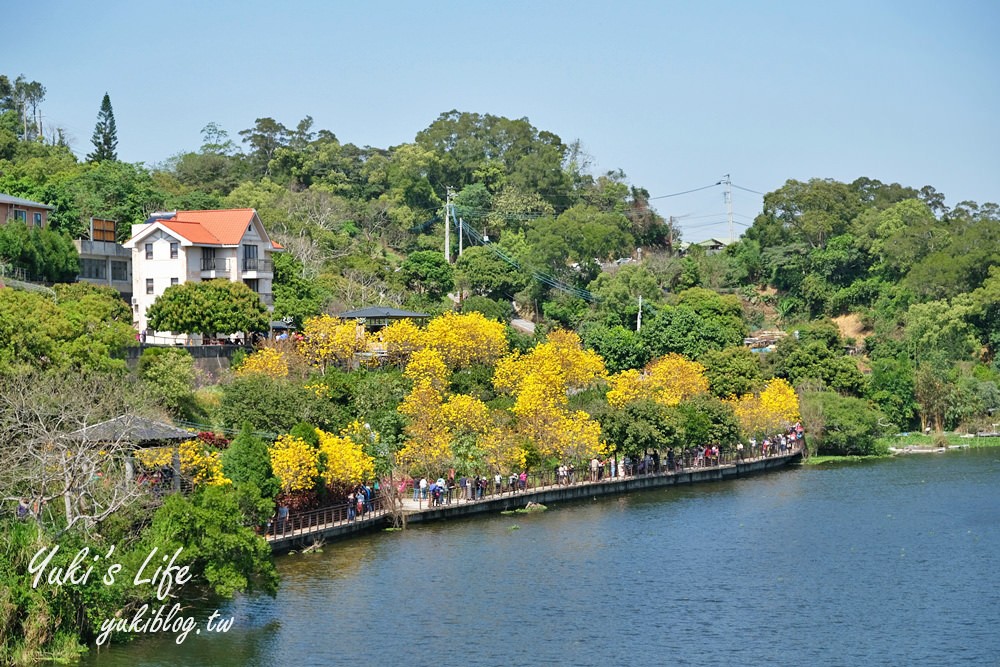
[555, 410, 606, 462]
[298, 315, 367, 372]
[235, 347, 289, 378]
[607, 353, 709, 408]
[396, 380, 453, 476]
[544, 329, 608, 389]
[442, 393, 491, 435]
[425, 311, 508, 369]
[478, 419, 528, 473]
[316, 428, 375, 486]
[727, 377, 801, 437]
[505, 352, 605, 462]
[377, 318, 426, 364]
[269, 434, 319, 493]
[135, 439, 229, 486]
[403, 347, 450, 392]
[494, 330, 606, 396]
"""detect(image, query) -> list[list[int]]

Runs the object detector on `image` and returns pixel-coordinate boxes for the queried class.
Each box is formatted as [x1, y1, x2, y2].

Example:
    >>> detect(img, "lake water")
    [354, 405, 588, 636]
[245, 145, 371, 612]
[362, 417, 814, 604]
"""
[82, 449, 1000, 666]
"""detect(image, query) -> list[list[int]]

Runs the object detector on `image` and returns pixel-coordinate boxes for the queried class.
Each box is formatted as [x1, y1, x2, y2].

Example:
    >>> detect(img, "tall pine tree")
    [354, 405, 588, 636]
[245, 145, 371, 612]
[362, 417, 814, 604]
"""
[87, 92, 118, 162]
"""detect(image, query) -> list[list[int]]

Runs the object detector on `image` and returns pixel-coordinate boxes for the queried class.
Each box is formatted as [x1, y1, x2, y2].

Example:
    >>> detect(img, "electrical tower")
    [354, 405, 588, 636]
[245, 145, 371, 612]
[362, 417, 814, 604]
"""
[444, 187, 454, 263]
[721, 174, 734, 243]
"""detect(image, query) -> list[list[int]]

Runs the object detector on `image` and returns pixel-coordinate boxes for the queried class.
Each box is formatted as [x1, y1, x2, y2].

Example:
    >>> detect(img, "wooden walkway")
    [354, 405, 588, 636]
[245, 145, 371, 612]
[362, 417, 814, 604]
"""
[266, 447, 804, 552]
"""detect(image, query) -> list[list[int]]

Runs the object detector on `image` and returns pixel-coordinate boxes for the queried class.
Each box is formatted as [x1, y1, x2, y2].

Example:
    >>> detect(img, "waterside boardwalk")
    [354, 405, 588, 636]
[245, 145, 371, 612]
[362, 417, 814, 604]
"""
[267, 447, 803, 552]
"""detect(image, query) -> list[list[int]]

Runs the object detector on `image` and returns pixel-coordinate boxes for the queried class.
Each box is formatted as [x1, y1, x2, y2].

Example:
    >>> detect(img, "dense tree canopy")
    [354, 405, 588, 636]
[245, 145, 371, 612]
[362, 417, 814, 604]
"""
[146, 279, 269, 335]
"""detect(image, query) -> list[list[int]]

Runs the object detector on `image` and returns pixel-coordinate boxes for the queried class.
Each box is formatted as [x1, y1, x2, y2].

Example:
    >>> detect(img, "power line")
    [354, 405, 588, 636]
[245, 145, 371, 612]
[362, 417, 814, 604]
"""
[455, 211, 599, 302]
[649, 182, 720, 200]
[732, 183, 766, 196]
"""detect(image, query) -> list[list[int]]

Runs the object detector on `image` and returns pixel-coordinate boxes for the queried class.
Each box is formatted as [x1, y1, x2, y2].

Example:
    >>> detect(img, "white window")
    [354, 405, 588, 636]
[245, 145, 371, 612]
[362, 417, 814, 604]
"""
[145, 243, 153, 260]
[170, 242, 179, 259]
[170, 277, 179, 286]
[146, 278, 154, 294]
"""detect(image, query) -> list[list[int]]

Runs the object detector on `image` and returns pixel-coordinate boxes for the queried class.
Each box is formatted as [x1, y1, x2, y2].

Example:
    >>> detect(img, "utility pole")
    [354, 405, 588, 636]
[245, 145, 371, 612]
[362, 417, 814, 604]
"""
[637, 295, 643, 332]
[668, 216, 676, 254]
[444, 187, 453, 263]
[458, 217, 464, 257]
[722, 174, 734, 244]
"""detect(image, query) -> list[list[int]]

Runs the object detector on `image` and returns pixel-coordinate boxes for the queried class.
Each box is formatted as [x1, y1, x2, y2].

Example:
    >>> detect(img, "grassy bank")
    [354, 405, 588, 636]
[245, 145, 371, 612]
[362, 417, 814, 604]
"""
[803, 432, 1000, 465]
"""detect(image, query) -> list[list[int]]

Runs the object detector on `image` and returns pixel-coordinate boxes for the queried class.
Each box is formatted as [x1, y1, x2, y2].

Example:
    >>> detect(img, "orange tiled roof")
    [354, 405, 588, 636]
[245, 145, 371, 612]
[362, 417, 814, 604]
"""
[160, 209, 258, 246]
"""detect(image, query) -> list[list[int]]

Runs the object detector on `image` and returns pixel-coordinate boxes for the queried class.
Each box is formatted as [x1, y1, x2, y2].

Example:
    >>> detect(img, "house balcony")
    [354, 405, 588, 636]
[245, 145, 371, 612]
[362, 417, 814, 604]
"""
[242, 258, 273, 274]
[200, 257, 231, 276]
[74, 239, 130, 258]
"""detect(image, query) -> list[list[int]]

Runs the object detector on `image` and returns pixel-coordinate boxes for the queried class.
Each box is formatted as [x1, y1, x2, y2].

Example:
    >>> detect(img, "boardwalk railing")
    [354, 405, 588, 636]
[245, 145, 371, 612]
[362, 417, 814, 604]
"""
[408, 443, 803, 505]
[266, 494, 390, 541]
[268, 442, 804, 542]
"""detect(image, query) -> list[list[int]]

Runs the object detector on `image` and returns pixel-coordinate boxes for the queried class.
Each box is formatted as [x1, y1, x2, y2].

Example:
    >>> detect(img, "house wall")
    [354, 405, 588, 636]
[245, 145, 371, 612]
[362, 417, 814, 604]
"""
[74, 239, 132, 297]
[1, 203, 49, 228]
[131, 229, 189, 339]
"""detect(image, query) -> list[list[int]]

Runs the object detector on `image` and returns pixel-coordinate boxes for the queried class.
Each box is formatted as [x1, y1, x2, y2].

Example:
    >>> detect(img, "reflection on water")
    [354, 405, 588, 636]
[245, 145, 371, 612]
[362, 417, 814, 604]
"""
[81, 450, 1000, 667]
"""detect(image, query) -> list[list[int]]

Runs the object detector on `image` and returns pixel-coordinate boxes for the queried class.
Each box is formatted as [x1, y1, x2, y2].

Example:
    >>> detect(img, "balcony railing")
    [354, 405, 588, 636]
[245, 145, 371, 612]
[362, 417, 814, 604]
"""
[201, 257, 229, 272]
[242, 258, 273, 273]
[75, 239, 131, 258]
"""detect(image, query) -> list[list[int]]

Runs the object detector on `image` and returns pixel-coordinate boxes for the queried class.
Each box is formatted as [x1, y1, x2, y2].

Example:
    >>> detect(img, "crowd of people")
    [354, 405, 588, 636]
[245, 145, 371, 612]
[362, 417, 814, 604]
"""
[398, 425, 807, 508]
[406, 471, 533, 506]
[346, 482, 376, 521]
[269, 424, 806, 531]
[746, 422, 805, 459]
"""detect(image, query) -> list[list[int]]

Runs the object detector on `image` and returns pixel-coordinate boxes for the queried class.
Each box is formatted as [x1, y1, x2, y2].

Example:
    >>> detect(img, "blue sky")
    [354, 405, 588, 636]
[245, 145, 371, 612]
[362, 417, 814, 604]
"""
[7, 0, 999, 241]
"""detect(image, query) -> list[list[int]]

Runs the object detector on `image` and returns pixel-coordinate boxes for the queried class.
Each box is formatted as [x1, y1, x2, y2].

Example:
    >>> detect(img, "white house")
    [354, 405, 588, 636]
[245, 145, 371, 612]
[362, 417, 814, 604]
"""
[122, 209, 282, 344]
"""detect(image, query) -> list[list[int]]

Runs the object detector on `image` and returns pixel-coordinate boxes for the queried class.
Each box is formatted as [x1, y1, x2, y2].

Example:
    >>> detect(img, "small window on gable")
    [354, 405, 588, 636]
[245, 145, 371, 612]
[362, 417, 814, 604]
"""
[248, 223, 253, 233]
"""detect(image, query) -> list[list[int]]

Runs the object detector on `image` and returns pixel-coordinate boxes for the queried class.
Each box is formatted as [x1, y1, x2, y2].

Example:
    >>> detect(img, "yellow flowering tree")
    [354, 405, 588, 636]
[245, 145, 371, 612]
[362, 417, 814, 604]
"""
[554, 410, 606, 462]
[235, 347, 289, 378]
[442, 393, 492, 470]
[378, 318, 426, 364]
[728, 377, 801, 437]
[403, 347, 450, 392]
[442, 394, 491, 435]
[759, 377, 800, 425]
[477, 419, 528, 474]
[425, 311, 508, 369]
[396, 380, 453, 477]
[605, 369, 644, 408]
[494, 330, 606, 395]
[298, 315, 367, 372]
[316, 428, 375, 487]
[269, 434, 319, 494]
[607, 353, 709, 409]
[493, 333, 607, 463]
[506, 355, 604, 462]
[135, 439, 229, 486]
[543, 329, 608, 389]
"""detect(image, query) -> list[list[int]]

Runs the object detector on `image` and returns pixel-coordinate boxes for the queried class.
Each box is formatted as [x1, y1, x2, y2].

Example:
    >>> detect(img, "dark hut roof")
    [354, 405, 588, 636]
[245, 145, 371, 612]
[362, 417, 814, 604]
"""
[72, 416, 192, 445]
[338, 306, 429, 319]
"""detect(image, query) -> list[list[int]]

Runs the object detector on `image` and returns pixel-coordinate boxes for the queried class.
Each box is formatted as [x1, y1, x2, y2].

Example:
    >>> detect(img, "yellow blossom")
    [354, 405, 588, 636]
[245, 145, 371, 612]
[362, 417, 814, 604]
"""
[269, 434, 319, 493]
